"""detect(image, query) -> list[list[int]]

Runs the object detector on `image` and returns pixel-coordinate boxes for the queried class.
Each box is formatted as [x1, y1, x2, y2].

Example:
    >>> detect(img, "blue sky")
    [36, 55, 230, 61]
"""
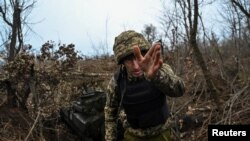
[27, 0, 164, 56]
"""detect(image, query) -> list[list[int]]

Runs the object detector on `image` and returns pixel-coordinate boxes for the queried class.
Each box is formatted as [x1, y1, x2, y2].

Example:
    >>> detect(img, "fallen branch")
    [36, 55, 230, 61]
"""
[24, 110, 41, 141]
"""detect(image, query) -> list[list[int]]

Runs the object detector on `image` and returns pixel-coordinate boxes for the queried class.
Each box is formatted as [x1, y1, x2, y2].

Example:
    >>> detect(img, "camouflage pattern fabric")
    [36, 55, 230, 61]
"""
[104, 63, 185, 141]
[113, 30, 151, 64]
[124, 128, 173, 141]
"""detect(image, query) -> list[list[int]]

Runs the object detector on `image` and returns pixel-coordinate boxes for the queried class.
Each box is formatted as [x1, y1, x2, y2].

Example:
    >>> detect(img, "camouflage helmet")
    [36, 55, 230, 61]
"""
[113, 30, 150, 64]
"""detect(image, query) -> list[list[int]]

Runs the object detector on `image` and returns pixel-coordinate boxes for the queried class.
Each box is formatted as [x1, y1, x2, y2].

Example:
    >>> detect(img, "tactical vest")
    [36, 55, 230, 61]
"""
[118, 74, 169, 129]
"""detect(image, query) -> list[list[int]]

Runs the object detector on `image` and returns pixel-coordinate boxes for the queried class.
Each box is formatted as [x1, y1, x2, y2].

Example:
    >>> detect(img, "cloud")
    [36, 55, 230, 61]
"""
[27, 0, 162, 55]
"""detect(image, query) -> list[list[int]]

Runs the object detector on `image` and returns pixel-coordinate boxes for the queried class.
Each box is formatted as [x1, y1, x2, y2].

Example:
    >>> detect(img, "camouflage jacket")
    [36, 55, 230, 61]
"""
[104, 63, 185, 141]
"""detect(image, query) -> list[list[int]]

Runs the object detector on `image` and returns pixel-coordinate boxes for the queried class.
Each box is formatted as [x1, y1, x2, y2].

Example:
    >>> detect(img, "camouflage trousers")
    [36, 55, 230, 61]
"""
[123, 128, 173, 141]
[121, 114, 178, 141]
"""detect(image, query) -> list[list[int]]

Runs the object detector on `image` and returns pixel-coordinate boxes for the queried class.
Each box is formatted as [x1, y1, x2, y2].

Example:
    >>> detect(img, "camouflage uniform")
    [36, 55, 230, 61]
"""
[104, 30, 185, 141]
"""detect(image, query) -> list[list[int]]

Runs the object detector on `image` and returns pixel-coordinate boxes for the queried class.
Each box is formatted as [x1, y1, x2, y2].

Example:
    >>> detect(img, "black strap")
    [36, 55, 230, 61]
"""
[114, 66, 126, 114]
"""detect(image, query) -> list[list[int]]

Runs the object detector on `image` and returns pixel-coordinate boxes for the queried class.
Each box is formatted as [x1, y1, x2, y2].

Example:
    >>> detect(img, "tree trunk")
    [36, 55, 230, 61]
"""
[189, 0, 221, 110]
[8, 6, 20, 61]
[7, 5, 21, 107]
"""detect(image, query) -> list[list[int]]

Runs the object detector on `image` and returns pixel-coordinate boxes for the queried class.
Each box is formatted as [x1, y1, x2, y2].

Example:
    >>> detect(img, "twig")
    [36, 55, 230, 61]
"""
[220, 85, 249, 124]
[24, 110, 41, 141]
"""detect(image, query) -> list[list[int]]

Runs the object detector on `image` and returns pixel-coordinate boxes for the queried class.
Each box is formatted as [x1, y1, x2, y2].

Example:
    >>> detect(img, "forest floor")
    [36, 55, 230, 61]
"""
[0, 56, 249, 141]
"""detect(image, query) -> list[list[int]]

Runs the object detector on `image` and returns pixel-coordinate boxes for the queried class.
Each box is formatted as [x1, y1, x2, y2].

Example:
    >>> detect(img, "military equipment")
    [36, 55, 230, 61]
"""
[113, 30, 150, 64]
[60, 91, 106, 141]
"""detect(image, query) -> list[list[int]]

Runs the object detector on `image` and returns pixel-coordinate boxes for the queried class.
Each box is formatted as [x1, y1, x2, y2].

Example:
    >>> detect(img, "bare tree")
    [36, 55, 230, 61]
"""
[160, 0, 222, 109]
[190, 0, 222, 109]
[219, 0, 250, 78]
[0, 0, 36, 107]
[142, 24, 158, 44]
[0, 0, 36, 61]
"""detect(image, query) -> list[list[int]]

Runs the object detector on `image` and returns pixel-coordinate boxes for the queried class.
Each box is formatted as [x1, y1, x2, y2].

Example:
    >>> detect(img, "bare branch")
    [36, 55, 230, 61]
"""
[231, 0, 250, 18]
[24, 110, 41, 141]
[0, 3, 13, 27]
[187, 0, 193, 30]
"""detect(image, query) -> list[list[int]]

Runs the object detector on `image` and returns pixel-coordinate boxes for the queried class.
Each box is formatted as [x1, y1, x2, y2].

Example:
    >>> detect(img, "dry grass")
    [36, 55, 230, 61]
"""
[0, 54, 249, 141]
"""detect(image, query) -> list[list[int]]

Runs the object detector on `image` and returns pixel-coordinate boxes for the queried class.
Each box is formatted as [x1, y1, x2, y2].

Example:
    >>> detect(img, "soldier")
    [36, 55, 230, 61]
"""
[104, 30, 185, 141]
